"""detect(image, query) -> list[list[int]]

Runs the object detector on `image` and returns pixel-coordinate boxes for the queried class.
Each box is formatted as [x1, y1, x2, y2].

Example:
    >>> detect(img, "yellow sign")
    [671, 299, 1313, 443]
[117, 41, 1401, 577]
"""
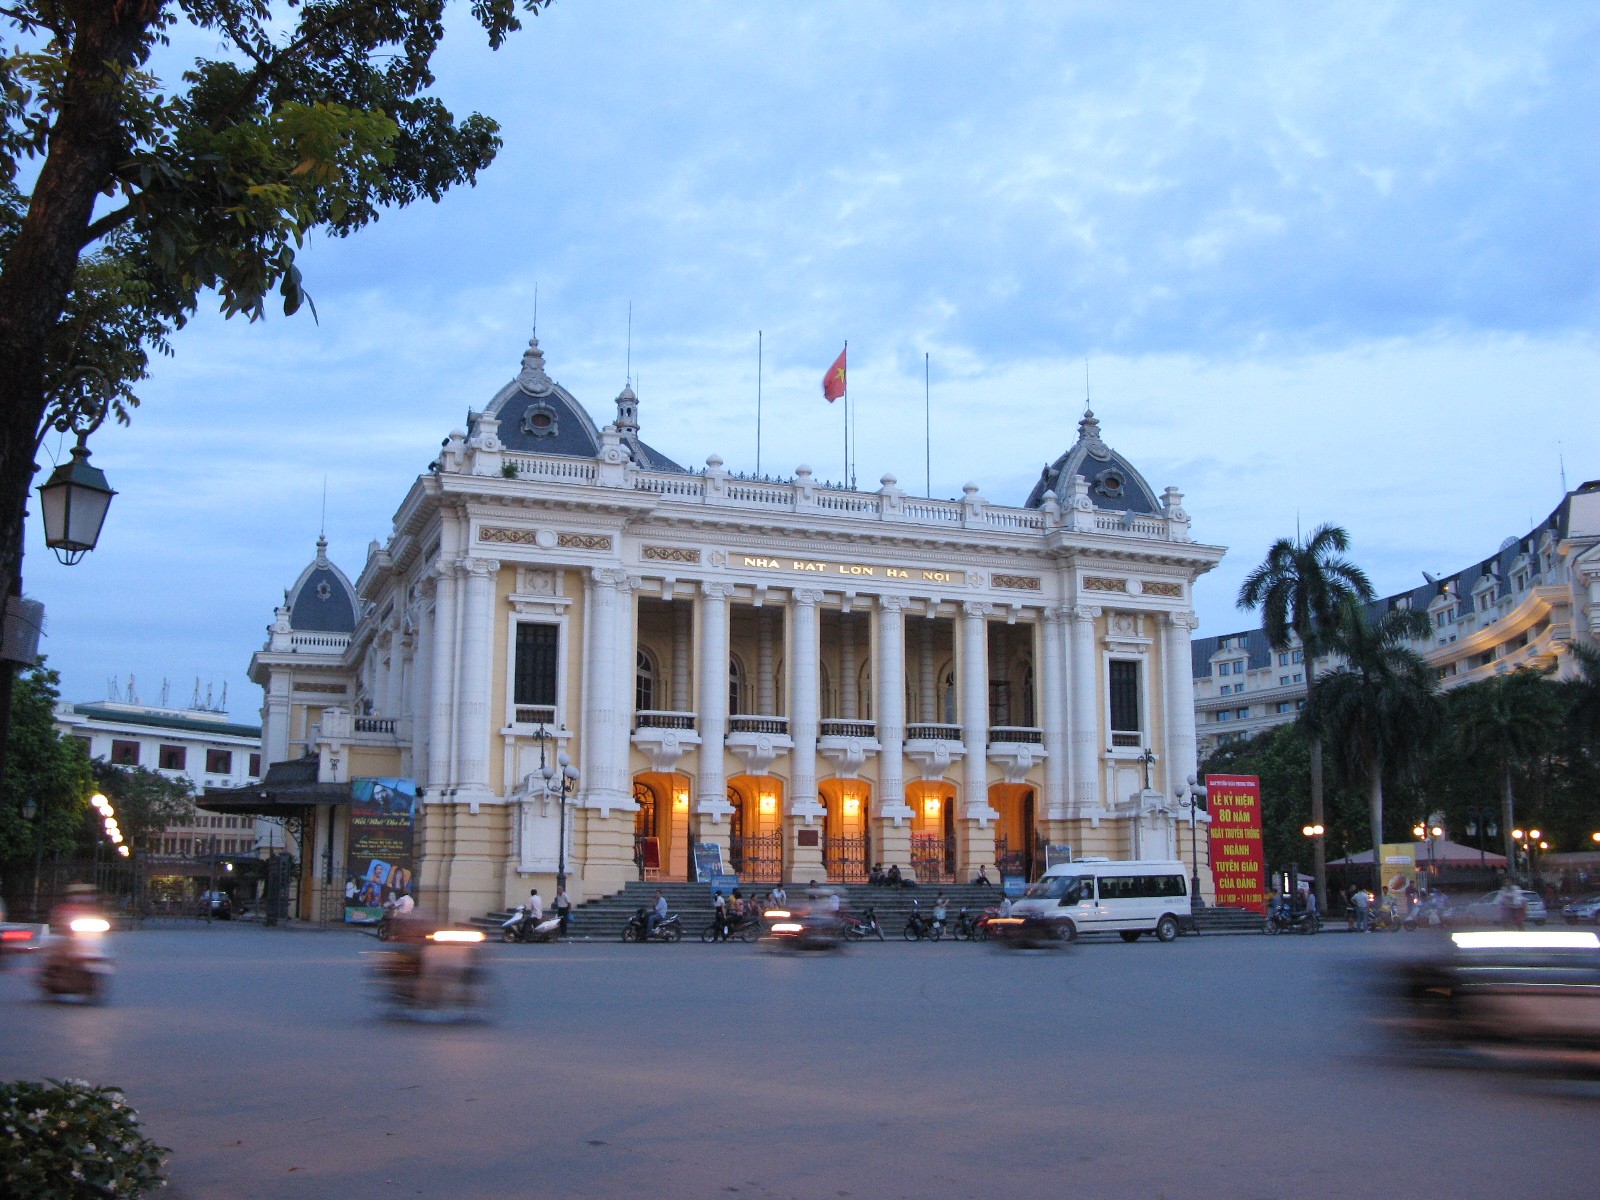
[736, 553, 962, 585]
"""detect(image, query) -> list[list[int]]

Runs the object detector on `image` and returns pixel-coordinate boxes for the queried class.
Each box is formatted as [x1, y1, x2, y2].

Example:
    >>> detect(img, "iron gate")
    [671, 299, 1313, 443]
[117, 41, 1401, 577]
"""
[730, 833, 783, 884]
[911, 834, 956, 884]
[824, 835, 870, 884]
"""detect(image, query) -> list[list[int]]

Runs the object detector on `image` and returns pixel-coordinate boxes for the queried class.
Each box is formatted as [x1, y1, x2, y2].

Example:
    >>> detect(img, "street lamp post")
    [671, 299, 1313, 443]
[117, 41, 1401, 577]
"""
[21, 796, 42, 919]
[1464, 806, 1498, 873]
[1174, 775, 1207, 911]
[542, 751, 580, 893]
[1510, 827, 1542, 883]
[1412, 820, 1444, 885]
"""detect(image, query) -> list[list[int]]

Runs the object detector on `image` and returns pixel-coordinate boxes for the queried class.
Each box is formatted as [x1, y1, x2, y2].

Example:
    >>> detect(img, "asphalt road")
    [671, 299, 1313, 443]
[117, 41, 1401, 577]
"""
[2, 927, 1597, 1199]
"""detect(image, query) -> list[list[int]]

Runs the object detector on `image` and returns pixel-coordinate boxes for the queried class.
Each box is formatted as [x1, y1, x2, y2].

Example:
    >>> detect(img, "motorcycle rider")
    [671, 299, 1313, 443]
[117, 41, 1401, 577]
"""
[932, 891, 949, 935]
[711, 890, 728, 941]
[647, 889, 668, 937]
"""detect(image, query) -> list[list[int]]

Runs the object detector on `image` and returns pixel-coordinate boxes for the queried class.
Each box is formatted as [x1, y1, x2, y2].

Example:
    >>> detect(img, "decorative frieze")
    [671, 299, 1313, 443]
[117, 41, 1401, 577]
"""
[1083, 576, 1128, 593]
[1142, 581, 1183, 598]
[992, 573, 1042, 591]
[294, 681, 348, 695]
[557, 533, 614, 551]
[479, 527, 537, 545]
[642, 545, 700, 563]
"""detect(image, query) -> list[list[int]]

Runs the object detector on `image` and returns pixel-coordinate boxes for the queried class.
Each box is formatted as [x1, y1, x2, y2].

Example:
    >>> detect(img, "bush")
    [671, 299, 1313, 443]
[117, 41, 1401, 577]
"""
[0, 1078, 169, 1197]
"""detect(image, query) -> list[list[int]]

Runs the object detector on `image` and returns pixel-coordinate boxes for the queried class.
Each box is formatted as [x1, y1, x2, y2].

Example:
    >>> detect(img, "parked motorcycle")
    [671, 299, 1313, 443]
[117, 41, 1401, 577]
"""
[903, 901, 941, 942]
[701, 911, 762, 943]
[841, 907, 886, 941]
[501, 906, 562, 943]
[947, 907, 982, 941]
[38, 916, 113, 1003]
[1264, 896, 1320, 935]
[622, 908, 684, 943]
[371, 928, 492, 1021]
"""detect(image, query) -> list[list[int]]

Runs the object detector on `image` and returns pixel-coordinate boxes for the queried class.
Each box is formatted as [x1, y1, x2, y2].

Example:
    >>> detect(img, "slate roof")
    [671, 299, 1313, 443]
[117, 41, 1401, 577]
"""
[1024, 409, 1160, 514]
[285, 536, 358, 634]
[70, 703, 261, 739]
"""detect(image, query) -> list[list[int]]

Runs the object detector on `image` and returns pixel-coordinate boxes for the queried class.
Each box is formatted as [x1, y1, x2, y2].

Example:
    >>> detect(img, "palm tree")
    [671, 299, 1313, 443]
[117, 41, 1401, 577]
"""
[1455, 669, 1561, 871]
[1565, 641, 1600, 753]
[1301, 597, 1439, 898]
[1238, 524, 1374, 910]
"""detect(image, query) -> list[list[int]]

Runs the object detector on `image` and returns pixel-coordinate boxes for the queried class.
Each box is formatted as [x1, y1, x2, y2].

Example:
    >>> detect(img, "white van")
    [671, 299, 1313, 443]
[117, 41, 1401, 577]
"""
[1008, 859, 1191, 942]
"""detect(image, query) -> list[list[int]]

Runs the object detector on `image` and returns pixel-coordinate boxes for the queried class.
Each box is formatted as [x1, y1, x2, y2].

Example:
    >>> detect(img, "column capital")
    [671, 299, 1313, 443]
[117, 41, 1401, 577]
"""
[1069, 604, 1102, 624]
[700, 580, 736, 600]
[792, 587, 824, 606]
[1163, 609, 1200, 632]
[961, 600, 993, 619]
[459, 556, 500, 578]
[591, 566, 631, 589]
[876, 593, 908, 613]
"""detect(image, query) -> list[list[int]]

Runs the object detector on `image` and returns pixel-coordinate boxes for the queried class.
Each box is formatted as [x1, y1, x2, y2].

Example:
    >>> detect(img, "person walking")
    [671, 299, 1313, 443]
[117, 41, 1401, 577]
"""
[553, 885, 572, 938]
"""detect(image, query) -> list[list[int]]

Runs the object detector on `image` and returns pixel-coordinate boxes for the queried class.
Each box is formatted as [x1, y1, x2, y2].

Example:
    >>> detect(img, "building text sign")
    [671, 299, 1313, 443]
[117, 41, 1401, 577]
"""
[1205, 774, 1267, 912]
[736, 553, 963, 585]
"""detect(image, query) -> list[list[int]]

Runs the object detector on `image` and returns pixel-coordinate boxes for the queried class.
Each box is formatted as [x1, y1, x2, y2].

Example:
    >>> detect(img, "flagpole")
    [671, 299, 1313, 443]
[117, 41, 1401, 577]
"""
[756, 330, 763, 476]
[924, 352, 931, 498]
[842, 339, 849, 488]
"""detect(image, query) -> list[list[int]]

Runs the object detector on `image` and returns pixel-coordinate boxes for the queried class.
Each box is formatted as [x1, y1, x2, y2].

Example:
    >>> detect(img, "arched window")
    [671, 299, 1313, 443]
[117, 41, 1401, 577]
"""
[636, 649, 657, 712]
[729, 654, 747, 714]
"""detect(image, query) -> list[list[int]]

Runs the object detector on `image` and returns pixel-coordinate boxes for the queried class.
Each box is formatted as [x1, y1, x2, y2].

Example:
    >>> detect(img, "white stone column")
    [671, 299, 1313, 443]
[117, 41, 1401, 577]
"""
[1069, 605, 1102, 814]
[454, 556, 499, 796]
[1041, 608, 1069, 819]
[875, 596, 912, 821]
[918, 619, 936, 723]
[411, 584, 433, 787]
[959, 601, 995, 817]
[427, 563, 458, 795]
[671, 601, 692, 711]
[1163, 610, 1200, 795]
[839, 613, 859, 720]
[789, 589, 824, 817]
[757, 608, 776, 714]
[695, 582, 735, 818]
[583, 567, 632, 811]
[264, 676, 292, 766]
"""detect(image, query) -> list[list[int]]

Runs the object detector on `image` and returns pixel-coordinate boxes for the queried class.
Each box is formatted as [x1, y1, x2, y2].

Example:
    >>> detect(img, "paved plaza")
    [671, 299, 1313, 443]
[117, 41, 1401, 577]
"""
[2, 927, 1597, 1199]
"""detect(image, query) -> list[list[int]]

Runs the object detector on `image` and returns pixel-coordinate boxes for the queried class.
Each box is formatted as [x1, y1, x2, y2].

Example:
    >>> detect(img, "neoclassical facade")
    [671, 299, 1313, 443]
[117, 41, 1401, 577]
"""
[248, 337, 1225, 921]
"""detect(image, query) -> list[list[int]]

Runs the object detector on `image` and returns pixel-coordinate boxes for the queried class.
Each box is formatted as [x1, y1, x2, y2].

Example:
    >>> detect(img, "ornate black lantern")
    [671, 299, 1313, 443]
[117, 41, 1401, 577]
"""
[37, 433, 115, 565]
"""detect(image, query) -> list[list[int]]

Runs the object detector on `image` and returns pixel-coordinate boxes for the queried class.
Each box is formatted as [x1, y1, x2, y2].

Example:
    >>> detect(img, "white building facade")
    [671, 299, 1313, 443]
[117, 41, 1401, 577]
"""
[249, 337, 1225, 921]
[1194, 480, 1600, 755]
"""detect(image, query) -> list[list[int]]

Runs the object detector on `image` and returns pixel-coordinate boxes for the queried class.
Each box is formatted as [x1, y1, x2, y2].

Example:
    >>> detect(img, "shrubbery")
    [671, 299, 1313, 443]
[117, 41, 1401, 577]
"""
[1, 1078, 168, 1197]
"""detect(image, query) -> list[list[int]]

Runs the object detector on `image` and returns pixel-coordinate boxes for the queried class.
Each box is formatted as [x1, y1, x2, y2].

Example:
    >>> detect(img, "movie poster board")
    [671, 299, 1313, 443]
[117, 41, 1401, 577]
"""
[344, 777, 418, 924]
[1205, 774, 1267, 912]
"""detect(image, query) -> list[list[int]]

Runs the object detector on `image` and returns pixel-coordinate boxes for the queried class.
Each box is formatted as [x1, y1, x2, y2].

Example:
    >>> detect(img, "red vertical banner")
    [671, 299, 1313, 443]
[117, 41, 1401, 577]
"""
[1206, 774, 1267, 912]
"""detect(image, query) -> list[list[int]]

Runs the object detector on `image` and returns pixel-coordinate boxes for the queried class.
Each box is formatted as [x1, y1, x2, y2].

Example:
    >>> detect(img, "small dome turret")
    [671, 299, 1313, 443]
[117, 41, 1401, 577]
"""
[286, 535, 358, 634]
[1024, 407, 1160, 514]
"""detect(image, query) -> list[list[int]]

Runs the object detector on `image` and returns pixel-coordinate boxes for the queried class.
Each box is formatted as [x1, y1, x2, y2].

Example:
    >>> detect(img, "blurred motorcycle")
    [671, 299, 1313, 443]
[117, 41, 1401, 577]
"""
[38, 917, 114, 1004]
[371, 928, 492, 1021]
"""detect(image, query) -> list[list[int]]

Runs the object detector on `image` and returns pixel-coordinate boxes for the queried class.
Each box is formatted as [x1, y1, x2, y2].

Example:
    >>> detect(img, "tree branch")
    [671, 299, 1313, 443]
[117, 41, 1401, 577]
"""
[78, 203, 137, 248]
[0, 4, 67, 39]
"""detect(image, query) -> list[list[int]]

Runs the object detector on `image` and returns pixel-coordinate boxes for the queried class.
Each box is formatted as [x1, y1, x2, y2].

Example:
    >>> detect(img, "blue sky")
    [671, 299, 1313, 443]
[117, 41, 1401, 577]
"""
[26, 0, 1600, 719]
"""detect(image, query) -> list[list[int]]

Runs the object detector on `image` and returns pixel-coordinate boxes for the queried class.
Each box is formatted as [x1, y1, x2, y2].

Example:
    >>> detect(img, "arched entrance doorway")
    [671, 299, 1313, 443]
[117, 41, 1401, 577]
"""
[727, 774, 784, 884]
[990, 783, 1040, 881]
[819, 778, 871, 883]
[633, 772, 690, 881]
[907, 780, 957, 883]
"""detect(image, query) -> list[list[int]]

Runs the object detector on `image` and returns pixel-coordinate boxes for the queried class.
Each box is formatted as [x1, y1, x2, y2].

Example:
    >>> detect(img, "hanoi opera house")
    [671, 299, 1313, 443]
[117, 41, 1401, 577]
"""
[242, 337, 1225, 921]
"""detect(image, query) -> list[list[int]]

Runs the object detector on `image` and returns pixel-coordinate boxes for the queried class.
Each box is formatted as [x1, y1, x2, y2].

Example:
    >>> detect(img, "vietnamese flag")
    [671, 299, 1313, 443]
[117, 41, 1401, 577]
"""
[822, 346, 847, 402]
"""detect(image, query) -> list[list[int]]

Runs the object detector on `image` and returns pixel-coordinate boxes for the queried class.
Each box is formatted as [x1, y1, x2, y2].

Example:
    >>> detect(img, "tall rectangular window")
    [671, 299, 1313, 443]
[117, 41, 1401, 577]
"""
[514, 623, 560, 707]
[248, 753, 261, 777]
[206, 749, 232, 775]
[159, 744, 187, 771]
[111, 739, 140, 765]
[1109, 660, 1141, 735]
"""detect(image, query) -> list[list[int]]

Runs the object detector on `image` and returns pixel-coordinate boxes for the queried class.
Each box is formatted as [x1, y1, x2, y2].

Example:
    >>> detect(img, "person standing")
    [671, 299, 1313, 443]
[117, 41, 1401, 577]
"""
[712, 890, 728, 941]
[553, 885, 572, 938]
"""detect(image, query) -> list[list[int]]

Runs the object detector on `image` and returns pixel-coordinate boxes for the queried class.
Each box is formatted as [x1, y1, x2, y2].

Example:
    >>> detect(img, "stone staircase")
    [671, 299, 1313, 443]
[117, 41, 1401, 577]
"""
[474, 880, 1266, 941]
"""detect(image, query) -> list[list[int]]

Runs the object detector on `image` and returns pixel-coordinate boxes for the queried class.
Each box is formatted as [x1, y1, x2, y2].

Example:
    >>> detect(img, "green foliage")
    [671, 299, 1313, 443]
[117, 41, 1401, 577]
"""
[90, 762, 194, 851]
[1565, 641, 1600, 754]
[0, 0, 554, 440]
[1236, 523, 1374, 658]
[0, 665, 92, 865]
[0, 1078, 169, 1198]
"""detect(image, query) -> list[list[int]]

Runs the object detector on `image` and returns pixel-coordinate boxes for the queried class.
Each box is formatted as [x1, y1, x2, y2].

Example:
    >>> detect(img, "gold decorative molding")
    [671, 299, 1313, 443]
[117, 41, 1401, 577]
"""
[294, 681, 349, 695]
[1142, 581, 1183, 598]
[992, 573, 1042, 591]
[1083, 576, 1128, 593]
[480, 527, 537, 545]
[642, 545, 701, 563]
[557, 532, 614, 551]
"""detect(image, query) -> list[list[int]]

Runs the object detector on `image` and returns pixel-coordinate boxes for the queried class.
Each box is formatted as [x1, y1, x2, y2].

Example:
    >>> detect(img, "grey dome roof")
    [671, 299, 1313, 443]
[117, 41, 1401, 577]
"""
[286, 536, 358, 634]
[480, 335, 685, 472]
[1024, 409, 1160, 514]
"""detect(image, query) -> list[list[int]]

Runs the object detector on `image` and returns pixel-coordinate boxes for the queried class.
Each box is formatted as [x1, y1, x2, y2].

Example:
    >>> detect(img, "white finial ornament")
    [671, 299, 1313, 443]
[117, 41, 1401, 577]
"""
[518, 333, 554, 395]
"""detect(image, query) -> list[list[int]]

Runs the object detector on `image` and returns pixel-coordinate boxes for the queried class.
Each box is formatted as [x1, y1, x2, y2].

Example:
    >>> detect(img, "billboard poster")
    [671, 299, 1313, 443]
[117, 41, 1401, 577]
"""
[1380, 843, 1418, 898]
[1205, 774, 1267, 912]
[344, 777, 418, 925]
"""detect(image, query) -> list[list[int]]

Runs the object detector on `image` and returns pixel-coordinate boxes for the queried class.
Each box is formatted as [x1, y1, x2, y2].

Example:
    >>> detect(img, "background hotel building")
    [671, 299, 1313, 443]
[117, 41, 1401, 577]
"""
[1193, 480, 1600, 755]
[247, 337, 1224, 921]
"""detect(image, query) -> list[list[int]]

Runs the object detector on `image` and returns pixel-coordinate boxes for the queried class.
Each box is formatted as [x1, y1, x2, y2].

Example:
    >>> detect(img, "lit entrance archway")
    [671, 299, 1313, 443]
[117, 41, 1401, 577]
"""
[819, 778, 870, 883]
[907, 780, 957, 884]
[633, 772, 691, 881]
[990, 783, 1040, 882]
[727, 774, 783, 884]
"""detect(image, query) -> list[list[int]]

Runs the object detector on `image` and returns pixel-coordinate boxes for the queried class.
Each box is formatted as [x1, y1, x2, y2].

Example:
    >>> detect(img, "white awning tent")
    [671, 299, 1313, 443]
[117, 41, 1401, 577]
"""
[1330, 839, 1506, 867]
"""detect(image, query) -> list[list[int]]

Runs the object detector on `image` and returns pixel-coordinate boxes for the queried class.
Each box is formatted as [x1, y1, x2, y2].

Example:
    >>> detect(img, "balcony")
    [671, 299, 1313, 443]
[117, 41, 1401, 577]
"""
[726, 714, 791, 776]
[820, 719, 875, 739]
[729, 714, 788, 735]
[513, 704, 558, 727]
[819, 719, 879, 776]
[987, 727, 1047, 784]
[905, 723, 962, 742]
[904, 723, 965, 776]
[636, 710, 697, 731]
[988, 726, 1043, 746]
